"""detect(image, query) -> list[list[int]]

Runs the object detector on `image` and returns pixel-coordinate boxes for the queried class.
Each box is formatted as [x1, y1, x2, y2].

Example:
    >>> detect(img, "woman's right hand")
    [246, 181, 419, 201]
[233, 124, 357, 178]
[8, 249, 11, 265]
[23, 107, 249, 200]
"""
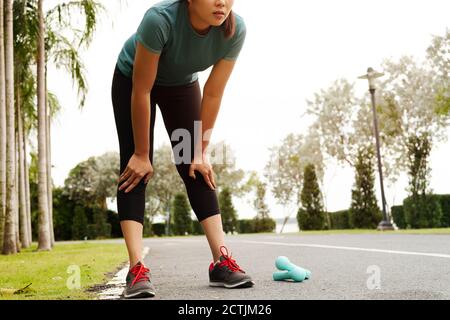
[118, 153, 154, 193]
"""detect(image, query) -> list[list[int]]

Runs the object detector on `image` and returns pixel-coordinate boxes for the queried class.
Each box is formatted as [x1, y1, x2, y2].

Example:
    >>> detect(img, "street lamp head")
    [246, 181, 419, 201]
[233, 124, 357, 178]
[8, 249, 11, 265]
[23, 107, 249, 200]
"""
[358, 67, 385, 90]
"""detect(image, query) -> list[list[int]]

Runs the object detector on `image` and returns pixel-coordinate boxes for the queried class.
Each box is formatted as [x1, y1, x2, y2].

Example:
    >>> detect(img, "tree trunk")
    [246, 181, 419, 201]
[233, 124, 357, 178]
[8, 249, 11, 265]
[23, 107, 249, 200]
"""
[15, 123, 21, 251]
[17, 86, 30, 248]
[23, 131, 32, 243]
[45, 69, 55, 246]
[37, 0, 51, 251]
[2, 0, 17, 255]
[0, 0, 7, 251]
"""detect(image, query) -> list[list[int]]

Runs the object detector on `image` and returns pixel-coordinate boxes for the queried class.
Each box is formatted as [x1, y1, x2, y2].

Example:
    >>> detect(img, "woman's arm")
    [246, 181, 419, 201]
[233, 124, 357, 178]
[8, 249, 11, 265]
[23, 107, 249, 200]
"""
[194, 58, 236, 161]
[131, 42, 160, 156]
[118, 42, 161, 192]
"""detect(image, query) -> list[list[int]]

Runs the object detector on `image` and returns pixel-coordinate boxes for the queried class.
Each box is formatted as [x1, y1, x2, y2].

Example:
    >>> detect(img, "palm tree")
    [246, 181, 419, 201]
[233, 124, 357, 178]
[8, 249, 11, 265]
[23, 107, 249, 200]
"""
[46, 75, 55, 246]
[41, 0, 107, 248]
[3, 0, 18, 255]
[13, 0, 40, 247]
[1, 0, 113, 252]
[0, 0, 7, 251]
[37, 0, 51, 251]
[15, 120, 21, 249]
[45, 0, 107, 108]
[17, 80, 31, 248]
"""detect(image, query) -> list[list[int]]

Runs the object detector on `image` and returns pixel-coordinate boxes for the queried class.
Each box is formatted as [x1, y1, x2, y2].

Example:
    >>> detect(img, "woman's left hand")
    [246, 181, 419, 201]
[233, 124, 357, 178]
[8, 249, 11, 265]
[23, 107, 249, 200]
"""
[189, 154, 217, 190]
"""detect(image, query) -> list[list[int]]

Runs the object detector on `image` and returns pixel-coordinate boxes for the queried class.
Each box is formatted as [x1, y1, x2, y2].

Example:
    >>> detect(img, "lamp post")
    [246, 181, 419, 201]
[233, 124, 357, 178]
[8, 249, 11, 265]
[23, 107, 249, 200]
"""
[358, 68, 395, 231]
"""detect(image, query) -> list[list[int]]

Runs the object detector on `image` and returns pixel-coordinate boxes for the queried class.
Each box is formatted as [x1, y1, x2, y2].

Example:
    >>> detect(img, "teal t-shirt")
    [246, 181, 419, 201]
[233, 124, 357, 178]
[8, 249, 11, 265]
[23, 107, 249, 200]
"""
[116, 0, 247, 86]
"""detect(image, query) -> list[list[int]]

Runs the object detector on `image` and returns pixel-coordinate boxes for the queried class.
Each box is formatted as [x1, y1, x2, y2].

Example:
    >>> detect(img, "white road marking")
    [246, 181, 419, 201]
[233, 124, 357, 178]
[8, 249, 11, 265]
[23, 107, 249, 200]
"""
[237, 240, 450, 259]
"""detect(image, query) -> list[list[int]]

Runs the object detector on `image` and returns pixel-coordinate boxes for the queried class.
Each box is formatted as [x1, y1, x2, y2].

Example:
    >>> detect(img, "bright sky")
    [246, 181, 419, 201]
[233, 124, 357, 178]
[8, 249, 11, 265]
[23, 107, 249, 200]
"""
[44, 0, 450, 221]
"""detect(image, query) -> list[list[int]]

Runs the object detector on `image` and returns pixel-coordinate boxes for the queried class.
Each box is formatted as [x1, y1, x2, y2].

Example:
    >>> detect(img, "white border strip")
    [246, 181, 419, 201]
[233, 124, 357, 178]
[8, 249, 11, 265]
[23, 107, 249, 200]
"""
[238, 240, 450, 259]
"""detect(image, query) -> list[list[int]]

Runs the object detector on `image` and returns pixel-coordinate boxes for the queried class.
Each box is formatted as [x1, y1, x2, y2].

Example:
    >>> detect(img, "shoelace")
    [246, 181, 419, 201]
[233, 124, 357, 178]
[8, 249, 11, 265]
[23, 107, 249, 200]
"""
[130, 263, 150, 287]
[218, 245, 245, 273]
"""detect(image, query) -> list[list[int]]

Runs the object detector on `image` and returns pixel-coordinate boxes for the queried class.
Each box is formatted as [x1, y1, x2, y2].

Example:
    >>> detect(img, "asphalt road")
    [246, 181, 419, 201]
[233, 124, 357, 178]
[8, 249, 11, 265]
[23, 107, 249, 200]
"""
[128, 233, 450, 300]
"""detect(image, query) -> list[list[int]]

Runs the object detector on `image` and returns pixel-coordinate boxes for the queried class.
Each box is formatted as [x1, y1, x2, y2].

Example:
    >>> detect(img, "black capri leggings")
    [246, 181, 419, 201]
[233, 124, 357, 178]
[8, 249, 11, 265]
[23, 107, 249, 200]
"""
[111, 64, 220, 225]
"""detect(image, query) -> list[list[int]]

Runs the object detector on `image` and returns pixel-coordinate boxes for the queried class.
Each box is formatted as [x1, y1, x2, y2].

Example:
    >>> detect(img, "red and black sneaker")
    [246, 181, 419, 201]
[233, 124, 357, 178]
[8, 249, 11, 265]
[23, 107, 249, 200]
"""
[122, 261, 156, 299]
[209, 246, 255, 288]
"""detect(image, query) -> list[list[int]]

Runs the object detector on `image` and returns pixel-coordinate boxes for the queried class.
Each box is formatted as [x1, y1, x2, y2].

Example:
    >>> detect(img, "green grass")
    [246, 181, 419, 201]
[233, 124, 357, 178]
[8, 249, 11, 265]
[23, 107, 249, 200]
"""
[0, 242, 128, 300]
[281, 228, 450, 236]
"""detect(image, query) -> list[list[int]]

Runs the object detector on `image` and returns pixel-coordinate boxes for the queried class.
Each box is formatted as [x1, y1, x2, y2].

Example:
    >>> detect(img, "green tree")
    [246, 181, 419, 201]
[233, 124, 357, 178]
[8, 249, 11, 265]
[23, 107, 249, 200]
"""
[219, 187, 238, 234]
[72, 205, 88, 240]
[350, 147, 382, 228]
[172, 193, 192, 236]
[253, 181, 275, 233]
[88, 207, 111, 239]
[2, 0, 18, 255]
[146, 145, 184, 235]
[64, 152, 119, 211]
[52, 187, 74, 240]
[426, 29, 449, 116]
[377, 56, 450, 183]
[265, 131, 324, 232]
[297, 164, 325, 230]
[0, 0, 6, 251]
[209, 141, 248, 197]
[403, 133, 442, 228]
[1, 0, 112, 254]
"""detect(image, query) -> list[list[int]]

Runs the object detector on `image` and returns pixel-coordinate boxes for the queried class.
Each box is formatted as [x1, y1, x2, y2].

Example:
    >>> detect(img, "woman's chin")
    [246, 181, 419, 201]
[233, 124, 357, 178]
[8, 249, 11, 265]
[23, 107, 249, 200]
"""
[213, 21, 224, 27]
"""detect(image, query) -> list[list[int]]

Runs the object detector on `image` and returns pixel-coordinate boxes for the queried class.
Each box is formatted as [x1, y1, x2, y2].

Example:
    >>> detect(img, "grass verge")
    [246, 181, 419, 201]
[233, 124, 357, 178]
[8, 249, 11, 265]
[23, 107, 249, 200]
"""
[0, 241, 127, 300]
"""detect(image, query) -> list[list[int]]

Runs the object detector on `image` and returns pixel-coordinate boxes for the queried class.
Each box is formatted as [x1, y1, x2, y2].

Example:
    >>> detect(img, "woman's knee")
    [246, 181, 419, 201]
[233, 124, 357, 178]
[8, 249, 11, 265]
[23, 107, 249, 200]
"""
[116, 179, 147, 224]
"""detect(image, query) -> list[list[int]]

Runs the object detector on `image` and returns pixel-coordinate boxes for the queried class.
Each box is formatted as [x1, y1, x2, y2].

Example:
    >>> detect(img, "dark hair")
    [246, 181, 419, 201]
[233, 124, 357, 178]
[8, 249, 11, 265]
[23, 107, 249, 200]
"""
[222, 10, 236, 39]
[184, 0, 236, 39]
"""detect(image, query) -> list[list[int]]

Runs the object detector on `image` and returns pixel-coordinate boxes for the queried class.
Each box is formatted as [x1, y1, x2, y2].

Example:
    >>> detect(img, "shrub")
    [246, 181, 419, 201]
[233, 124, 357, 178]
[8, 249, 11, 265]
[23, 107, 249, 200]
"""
[350, 147, 382, 229]
[435, 194, 450, 227]
[253, 217, 276, 233]
[172, 193, 193, 235]
[192, 220, 205, 235]
[391, 205, 406, 229]
[151, 223, 166, 237]
[297, 164, 326, 230]
[403, 194, 442, 228]
[237, 219, 255, 234]
[328, 210, 351, 229]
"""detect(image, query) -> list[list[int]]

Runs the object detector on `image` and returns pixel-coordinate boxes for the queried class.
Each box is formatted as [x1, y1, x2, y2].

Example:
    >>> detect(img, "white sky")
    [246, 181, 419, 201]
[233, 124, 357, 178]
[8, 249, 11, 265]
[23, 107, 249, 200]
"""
[44, 0, 450, 221]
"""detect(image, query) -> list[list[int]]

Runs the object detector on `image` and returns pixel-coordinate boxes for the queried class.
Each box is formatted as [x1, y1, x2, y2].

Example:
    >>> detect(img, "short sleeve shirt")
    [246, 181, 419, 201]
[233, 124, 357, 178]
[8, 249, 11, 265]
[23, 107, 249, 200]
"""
[116, 0, 247, 86]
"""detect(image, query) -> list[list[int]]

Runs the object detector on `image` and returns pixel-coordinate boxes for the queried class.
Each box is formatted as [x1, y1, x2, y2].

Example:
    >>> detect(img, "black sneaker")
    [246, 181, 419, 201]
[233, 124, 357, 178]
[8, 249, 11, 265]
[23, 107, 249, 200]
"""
[209, 246, 255, 288]
[122, 261, 156, 299]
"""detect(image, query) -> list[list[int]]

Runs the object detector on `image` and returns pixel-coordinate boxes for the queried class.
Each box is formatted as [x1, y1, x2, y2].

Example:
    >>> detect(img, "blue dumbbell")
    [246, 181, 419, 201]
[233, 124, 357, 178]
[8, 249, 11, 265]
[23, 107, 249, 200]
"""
[272, 256, 311, 282]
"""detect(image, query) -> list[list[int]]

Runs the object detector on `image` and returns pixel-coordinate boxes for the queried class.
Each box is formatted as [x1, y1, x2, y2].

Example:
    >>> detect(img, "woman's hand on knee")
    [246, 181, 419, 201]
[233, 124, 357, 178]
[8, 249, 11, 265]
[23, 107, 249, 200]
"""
[118, 153, 154, 193]
[189, 155, 216, 191]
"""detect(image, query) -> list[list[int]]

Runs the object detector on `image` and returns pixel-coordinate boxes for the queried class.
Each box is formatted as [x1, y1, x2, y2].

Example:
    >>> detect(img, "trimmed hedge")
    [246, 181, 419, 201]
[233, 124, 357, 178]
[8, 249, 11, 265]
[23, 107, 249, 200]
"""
[253, 217, 276, 233]
[192, 220, 205, 235]
[403, 194, 442, 229]
[237, 219, 254, 234]
[150, 220, 204, 236]
[151, 223, 167, 237]
[328, 210, 352, 230]
[237, 218, 276, 234]
[297, 208, 327, 231]
[391, 205, 406, 229]
[435, 194, 450, 227]
[392, 194, 450, 229]
[87, 223, 111, 240]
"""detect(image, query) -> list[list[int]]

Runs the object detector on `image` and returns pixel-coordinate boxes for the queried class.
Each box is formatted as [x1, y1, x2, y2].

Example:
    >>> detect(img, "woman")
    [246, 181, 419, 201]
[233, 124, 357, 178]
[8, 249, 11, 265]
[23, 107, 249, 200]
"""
[111, 0, 253, 299]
